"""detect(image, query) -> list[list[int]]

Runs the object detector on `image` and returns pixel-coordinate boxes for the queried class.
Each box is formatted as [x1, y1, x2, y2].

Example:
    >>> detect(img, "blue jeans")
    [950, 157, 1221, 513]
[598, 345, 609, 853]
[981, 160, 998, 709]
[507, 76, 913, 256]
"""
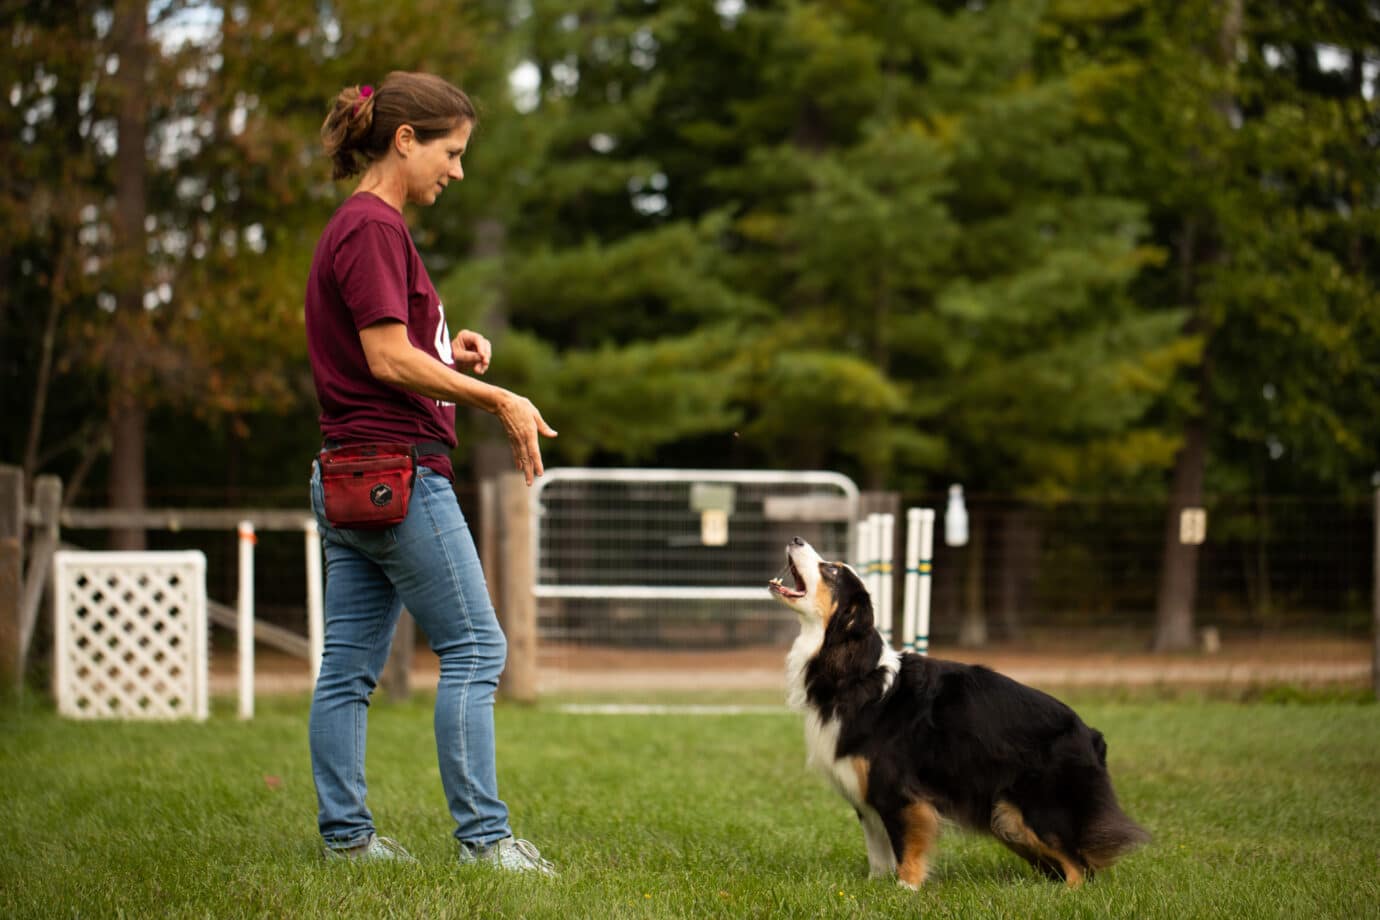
[308, 462, 512, 849]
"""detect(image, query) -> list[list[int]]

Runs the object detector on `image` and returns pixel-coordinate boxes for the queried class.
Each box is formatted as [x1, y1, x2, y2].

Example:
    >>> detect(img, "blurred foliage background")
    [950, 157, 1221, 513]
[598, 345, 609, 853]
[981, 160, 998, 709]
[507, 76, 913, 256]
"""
[1, 1, 1378, 644]
[4, 0, 1377, 498]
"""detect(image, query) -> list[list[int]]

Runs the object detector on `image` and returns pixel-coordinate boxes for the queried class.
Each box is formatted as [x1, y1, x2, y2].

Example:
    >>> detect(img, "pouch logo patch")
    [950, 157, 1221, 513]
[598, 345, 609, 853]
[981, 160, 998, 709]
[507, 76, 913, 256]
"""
[370, 483, 394, 507]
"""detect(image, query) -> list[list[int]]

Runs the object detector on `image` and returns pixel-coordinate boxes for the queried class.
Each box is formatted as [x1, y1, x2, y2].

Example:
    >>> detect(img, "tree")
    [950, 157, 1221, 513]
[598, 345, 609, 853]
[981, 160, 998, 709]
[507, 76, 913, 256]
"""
[459, 0, 1193, 646]
[2, 1, 516, 509]
[108, 0, 150, 548]
[479, 1, 1188, 496]
[1, 1, 111, 500]
[444, 0, 763, 470]
[1114, 0, 1380, 650]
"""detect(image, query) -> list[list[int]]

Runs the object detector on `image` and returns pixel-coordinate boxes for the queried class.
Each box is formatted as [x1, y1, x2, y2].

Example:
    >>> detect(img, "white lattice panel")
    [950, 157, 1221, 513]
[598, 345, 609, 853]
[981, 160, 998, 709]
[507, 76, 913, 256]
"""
[54, 551, 208, 720]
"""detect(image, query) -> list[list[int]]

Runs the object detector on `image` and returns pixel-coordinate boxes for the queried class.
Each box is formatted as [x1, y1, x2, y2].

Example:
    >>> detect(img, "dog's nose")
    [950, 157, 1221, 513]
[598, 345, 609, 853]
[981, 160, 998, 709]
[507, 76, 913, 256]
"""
[791, 537, 805, 547]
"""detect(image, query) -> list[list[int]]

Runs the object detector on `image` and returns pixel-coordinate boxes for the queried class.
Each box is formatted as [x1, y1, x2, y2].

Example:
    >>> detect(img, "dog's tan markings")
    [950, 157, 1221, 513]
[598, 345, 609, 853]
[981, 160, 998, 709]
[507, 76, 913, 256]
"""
[815, 578, 838, 628]
[896, 800, 941, 890]
[851, 757, 869, 804]
[991, 801, 1086, 889]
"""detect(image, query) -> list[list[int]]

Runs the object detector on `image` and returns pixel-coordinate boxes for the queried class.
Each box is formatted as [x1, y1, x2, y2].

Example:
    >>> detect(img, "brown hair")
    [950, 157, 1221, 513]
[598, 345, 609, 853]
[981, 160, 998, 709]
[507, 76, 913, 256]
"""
[321, 71, 477, 180]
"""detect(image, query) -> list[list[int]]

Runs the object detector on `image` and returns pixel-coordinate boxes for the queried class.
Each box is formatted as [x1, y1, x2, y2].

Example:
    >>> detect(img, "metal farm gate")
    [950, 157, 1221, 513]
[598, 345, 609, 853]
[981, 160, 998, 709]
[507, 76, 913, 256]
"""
[531, 469, 859, 649]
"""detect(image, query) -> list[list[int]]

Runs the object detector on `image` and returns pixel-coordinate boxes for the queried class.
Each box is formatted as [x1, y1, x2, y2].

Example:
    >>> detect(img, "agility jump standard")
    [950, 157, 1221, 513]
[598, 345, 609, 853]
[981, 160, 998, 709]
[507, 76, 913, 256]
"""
[903, 508, 935, 655]
[858, 509, 932, 655]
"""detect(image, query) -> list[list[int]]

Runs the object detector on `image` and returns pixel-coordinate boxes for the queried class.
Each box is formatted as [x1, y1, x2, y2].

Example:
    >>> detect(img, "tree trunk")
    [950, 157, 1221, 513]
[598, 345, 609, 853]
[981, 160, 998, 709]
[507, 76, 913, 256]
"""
[1153, 214, 1212, 652]
[1150, 0, 1240, 652]
[1153, 414, 1207, 651]
[23, 243, 69, 481]
[108, 0, 148, 551]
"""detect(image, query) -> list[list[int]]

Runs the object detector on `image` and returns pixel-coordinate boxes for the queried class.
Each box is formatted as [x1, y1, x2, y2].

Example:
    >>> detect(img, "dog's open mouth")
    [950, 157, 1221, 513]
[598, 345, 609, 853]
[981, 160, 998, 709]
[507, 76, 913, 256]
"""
[769, 557, 807, 599]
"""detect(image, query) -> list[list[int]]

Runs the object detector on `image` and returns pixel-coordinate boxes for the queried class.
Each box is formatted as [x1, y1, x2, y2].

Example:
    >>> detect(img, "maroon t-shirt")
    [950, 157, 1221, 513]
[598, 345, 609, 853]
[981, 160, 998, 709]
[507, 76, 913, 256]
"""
[305, 192, 457, 479]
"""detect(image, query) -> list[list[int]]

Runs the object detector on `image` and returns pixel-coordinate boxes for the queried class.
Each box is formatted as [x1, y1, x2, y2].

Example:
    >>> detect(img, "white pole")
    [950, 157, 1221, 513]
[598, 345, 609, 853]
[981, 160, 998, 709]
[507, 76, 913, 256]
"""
[304, 519, 324, 688]
[878, 513, 895, 647]
[237, 520, 255, 720]
[915, 508, 935, 655]
[860, 513, 878, 613]
[903, 508, 921, 652]
[856, 514, 872, 579]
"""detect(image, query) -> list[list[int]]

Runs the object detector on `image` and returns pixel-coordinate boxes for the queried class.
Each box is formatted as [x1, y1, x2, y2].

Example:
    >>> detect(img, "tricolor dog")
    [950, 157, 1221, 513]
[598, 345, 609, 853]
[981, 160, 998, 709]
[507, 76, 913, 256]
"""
[770, 537, 1148, 889]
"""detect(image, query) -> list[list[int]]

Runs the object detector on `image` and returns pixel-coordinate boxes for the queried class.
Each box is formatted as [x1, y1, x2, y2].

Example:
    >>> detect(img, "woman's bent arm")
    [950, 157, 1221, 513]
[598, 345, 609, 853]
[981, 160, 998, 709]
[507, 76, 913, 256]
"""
[358, 320, 556, 483]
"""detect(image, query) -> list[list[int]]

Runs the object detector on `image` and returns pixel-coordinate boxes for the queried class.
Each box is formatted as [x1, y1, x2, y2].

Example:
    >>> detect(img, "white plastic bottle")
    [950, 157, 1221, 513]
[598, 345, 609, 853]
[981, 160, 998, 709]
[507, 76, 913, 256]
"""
[944, 484, 969, 547]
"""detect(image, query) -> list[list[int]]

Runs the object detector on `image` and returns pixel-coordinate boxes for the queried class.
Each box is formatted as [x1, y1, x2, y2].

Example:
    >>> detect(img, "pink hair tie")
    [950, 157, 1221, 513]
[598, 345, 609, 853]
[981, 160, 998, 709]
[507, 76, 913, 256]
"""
[350, 85, 373, 117]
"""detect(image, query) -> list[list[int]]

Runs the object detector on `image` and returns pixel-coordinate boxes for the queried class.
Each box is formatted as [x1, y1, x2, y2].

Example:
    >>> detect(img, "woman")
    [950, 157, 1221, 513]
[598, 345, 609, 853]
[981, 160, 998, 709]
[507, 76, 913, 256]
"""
[305, 71, 557, 872]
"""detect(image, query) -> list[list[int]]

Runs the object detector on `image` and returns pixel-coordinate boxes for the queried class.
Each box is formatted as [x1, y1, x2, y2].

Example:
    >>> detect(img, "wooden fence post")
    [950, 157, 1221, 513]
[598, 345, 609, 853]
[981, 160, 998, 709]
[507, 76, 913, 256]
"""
[0, 465, 23, 690]
[19, 475, 61, 678]
[496, 472, 537, 703]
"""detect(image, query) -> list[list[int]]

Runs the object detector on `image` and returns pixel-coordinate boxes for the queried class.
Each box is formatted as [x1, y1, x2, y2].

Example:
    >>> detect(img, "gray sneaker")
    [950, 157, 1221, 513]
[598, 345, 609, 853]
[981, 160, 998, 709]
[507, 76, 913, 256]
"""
[458, 836, 557, 876]
[323, 834, 417, 864]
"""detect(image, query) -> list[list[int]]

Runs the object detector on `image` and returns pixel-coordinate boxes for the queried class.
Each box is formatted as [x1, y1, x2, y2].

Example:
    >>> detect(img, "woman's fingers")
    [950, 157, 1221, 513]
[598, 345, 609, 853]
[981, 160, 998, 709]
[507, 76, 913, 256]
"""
[499, 393, 556, 486]
[452, 329, 492, 374]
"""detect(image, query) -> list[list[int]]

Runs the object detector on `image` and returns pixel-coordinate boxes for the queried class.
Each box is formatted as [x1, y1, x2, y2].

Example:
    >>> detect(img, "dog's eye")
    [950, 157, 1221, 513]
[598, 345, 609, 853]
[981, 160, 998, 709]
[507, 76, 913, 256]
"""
[821, 564, 837, 575]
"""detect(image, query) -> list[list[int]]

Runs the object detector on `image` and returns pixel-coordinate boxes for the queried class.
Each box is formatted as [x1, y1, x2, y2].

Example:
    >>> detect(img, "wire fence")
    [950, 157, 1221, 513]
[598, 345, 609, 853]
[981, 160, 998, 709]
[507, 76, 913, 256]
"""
[531, 470, 858, 648]
[50, 485, 1377, 664]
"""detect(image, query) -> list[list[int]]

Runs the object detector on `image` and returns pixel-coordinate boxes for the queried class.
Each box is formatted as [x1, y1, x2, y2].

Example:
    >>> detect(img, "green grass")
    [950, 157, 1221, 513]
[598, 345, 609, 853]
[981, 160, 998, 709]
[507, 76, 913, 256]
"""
[2, 690, 1378, 919]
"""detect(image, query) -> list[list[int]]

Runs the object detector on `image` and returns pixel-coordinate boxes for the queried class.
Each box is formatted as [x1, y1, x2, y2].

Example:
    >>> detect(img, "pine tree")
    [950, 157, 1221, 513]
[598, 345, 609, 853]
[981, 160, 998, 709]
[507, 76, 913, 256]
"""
[477, 0, 1189, 497]
[1106, 0, 1380, 649]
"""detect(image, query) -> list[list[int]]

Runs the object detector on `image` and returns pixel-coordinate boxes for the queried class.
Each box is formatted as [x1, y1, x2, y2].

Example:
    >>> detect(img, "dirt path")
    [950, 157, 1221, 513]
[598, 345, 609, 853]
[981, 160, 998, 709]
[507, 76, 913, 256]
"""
[211, 633, 1373, 696]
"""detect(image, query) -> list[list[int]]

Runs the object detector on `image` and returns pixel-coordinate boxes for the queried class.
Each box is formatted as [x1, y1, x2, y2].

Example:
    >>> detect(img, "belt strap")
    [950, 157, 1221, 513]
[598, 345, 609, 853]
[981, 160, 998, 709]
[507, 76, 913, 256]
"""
[321, 439, 450, 457]
[413, 440, 450, 457]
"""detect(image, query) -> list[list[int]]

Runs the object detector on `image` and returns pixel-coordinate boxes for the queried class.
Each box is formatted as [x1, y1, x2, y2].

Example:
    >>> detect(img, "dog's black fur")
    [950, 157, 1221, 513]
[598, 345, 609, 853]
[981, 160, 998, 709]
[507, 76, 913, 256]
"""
[780, 543, 1148, 887]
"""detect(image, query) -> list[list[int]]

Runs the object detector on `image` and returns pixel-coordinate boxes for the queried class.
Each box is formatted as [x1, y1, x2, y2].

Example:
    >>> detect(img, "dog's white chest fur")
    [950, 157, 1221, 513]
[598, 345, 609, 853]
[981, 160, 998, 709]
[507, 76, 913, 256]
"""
[804, 710, 864, 804]
[784, 625, 822, 713]
[786, 626, 899, 808]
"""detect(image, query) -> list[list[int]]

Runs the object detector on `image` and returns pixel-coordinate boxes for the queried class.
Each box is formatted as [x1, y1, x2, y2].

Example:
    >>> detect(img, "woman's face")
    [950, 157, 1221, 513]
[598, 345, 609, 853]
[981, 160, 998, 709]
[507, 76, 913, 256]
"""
[405, 120, 472, 206]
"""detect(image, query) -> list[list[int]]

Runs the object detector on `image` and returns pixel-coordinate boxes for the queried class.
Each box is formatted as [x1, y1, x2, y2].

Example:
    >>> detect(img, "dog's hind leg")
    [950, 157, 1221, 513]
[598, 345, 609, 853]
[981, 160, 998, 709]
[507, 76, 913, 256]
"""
[886, 800, 941, 891]
[991, 800, 1086, 889]
[856, 806, 896, 879]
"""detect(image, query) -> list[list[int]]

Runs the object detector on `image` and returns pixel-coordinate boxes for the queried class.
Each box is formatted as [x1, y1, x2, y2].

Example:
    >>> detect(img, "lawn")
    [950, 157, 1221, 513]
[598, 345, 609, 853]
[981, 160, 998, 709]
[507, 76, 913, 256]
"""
[1, 689, 1377, 919]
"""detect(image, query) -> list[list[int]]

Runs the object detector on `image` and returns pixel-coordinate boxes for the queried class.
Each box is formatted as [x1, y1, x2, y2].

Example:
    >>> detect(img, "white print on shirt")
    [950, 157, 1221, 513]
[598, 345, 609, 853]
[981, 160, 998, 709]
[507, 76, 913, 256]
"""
[433, 300, 455, 408]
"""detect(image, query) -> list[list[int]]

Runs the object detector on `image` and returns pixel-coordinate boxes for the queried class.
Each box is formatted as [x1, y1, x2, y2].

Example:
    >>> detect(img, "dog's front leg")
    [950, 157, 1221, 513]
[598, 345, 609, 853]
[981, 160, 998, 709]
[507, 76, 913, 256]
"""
[856, 807, 896, 879]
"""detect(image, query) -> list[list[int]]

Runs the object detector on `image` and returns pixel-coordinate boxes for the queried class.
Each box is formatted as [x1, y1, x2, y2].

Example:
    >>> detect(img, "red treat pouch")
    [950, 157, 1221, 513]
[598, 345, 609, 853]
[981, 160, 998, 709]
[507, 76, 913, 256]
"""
[318, 443, 416, 529]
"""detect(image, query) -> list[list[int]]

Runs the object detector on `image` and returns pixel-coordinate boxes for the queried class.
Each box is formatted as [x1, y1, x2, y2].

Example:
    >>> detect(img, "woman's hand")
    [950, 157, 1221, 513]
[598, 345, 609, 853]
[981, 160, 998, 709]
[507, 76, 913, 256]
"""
[452, 329, 491, 375]
[495, 392, 558, 486]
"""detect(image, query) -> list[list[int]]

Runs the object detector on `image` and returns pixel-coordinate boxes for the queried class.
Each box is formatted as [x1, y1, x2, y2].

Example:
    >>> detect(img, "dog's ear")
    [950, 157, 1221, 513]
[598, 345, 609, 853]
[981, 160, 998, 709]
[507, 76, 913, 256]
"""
[829, 565, 875, 638]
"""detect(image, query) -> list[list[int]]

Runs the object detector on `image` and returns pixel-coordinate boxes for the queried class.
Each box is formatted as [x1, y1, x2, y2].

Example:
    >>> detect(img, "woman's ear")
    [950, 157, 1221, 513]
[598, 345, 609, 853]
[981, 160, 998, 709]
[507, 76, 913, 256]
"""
[393, 124, 415, 157]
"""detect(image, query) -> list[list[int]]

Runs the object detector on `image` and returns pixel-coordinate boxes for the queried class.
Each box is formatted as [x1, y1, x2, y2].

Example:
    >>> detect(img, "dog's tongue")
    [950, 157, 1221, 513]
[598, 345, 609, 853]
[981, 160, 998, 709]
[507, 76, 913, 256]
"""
[769, 562, 806, 597]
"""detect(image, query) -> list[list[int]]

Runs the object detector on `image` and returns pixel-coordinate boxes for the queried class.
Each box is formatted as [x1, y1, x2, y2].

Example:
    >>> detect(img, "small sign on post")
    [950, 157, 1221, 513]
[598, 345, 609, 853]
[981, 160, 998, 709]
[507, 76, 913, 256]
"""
[1179, 508, 1207, 545]
[700, 509, 729, 546]
[691, 483, 735, 547]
